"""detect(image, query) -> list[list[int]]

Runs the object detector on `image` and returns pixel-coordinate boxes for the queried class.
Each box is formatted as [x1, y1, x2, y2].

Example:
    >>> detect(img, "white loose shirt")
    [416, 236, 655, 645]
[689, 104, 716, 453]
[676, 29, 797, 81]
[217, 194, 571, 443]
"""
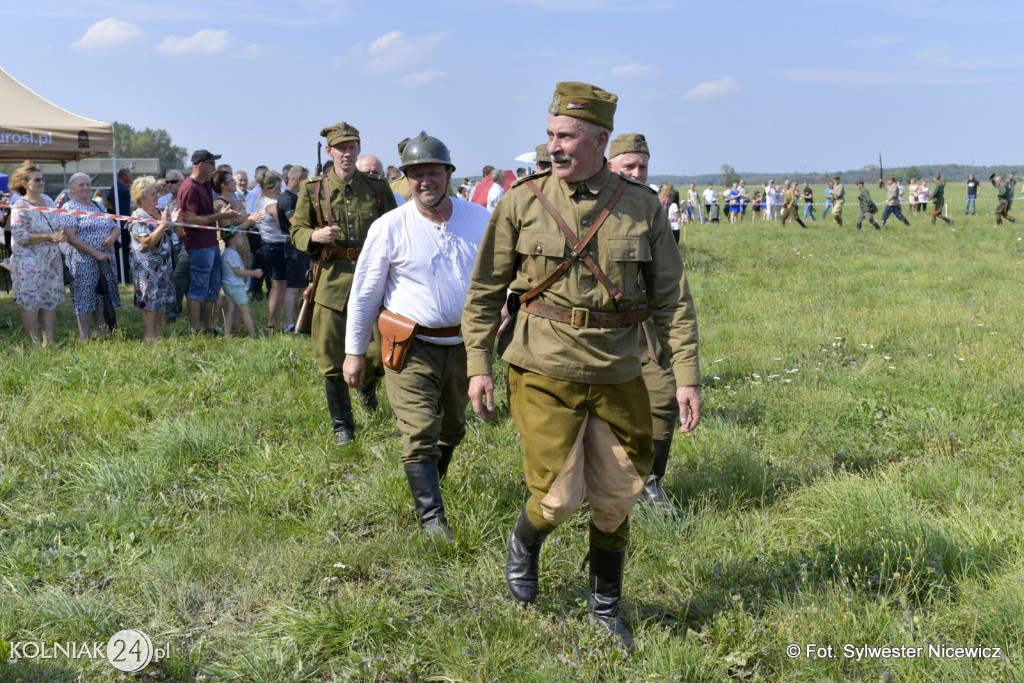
[345, 198, 489, 353]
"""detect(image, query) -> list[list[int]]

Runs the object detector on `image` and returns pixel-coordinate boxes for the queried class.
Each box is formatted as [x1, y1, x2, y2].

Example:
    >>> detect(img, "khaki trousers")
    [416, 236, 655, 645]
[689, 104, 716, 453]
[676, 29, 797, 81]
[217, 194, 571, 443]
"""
[509, 367, 653, 550]
[312, 303, 383, 382]
[384, 340, 468, 464]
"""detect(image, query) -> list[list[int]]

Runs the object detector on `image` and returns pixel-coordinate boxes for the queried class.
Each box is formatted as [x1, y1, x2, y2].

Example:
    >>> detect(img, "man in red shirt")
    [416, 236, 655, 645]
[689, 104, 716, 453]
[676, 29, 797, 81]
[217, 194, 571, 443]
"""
[178, 149, 239, 333]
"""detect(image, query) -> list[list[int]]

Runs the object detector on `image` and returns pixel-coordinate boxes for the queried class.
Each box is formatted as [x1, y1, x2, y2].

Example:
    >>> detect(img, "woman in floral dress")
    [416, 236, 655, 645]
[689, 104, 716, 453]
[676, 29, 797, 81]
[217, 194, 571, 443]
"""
[59, 172, 121, 339]
[8, 160, 66, 347]
[127, 177, 174, 342]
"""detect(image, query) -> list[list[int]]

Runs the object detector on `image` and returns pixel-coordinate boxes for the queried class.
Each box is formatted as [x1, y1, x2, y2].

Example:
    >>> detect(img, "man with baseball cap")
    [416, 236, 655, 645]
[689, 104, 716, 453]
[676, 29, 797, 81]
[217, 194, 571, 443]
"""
[343, 132, 489, 540]
[178, 149, 239, 333]
[462, 82, 702, 648]
[289, 123, 397, 446]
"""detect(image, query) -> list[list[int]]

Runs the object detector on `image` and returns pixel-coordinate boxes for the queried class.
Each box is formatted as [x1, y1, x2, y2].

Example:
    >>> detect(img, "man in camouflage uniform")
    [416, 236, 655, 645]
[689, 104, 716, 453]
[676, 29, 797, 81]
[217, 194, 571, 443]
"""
[289, 122, 398, 446]
[607, 132, 678, 512]
[462, 82, 702, 649]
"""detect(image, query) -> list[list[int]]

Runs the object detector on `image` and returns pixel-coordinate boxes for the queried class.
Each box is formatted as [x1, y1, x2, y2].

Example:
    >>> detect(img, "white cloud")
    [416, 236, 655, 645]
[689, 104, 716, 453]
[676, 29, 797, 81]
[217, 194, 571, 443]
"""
[72, 19, 143, 50]
[158, 29, 232, 56]
[684, 76, 739, 100]
[364, 30, 445, 73]
[401, 70, 448, 86]
[611, 63, 660, 78]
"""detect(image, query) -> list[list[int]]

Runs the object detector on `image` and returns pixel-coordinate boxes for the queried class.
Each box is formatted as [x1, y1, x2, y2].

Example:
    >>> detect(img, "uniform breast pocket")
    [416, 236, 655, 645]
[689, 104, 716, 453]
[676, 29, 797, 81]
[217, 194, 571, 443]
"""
[515, 231, 567, 285]
[605, 237, 651, 294]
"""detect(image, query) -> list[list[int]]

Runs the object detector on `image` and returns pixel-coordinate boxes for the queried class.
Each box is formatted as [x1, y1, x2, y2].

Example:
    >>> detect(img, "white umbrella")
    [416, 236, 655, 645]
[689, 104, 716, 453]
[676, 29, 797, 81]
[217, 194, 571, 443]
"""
[514, 151, 537, 163]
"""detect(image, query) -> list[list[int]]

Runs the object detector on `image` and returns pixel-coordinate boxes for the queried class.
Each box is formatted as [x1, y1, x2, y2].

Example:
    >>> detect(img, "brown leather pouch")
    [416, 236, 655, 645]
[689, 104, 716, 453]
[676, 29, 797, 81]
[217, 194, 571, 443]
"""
[377, 309, 418, 372]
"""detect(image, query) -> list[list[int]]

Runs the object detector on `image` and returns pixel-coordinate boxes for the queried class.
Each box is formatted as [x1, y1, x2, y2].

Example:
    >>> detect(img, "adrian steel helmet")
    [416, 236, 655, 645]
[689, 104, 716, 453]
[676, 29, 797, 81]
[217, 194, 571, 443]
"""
[399, 132, 455, 173]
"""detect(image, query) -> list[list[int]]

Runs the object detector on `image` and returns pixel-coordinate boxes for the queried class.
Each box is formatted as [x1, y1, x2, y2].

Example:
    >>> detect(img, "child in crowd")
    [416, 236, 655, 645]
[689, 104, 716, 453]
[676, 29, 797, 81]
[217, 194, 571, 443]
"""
[220, 227, 263, 339]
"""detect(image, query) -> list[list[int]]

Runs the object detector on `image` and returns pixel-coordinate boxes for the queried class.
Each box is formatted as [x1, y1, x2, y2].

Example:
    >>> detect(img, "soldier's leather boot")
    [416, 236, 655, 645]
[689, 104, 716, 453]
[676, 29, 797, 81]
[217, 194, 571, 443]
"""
[505, 508, 550, 604]
[403, 460, 453, 541]
[358, 384, 378, 413]
[325, 377, 355, 446]
[437, 445, 455, 481]
[641, 439, 676, 513]
[588, 543, 633, 651]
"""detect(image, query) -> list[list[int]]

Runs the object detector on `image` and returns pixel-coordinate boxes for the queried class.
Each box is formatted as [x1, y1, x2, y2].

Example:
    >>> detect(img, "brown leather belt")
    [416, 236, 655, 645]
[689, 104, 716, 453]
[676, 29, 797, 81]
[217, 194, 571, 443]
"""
[418, 324, 461, 338]
[521, 300, 649, 329]
[321, 247, 362, 262]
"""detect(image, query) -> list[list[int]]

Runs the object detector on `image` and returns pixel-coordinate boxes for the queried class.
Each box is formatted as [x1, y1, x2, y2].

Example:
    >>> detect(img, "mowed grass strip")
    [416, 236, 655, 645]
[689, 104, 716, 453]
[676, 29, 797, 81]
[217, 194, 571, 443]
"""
[1, 213, 1023, 681]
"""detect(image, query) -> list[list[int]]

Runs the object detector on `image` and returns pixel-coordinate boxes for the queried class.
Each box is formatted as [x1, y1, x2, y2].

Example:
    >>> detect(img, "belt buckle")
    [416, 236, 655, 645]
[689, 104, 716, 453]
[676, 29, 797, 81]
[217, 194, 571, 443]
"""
[345, 248, 357, 259]
[570, 306, 590, 329]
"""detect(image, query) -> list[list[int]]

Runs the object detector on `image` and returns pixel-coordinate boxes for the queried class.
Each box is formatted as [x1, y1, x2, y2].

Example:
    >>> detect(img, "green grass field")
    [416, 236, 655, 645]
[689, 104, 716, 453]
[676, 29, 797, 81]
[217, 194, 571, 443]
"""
[2, 207, 1024, 681]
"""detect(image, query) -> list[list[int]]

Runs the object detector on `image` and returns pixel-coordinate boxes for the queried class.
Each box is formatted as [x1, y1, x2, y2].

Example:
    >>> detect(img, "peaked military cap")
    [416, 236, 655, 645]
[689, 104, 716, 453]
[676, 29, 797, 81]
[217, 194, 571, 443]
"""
[320, 122, 360, 147]
[609, 133, 649, 160]
[534, 143, 551, 164]
[548, 82, 617, 131]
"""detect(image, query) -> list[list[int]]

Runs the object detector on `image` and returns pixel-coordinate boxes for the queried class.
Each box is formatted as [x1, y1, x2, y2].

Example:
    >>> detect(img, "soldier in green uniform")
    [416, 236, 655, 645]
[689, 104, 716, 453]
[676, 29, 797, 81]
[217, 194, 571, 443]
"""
[462, 82, 702, 649]
[781, 181, 807, 228]
[534, 143, 552, 172]
[991, 175, 1017, 225]
[289, 122, 398, 446]
[607, 132, 677, 512]
[929, 174, 954, 226]
[854, 180, 882, 230]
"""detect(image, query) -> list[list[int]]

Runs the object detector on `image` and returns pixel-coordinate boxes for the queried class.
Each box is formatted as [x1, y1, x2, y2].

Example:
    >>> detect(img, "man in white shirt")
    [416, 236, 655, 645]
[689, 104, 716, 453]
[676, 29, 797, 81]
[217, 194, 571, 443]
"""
[485, 168, 506, 213]
[343, 133, 489, 541]
[701, 183, 716, 223]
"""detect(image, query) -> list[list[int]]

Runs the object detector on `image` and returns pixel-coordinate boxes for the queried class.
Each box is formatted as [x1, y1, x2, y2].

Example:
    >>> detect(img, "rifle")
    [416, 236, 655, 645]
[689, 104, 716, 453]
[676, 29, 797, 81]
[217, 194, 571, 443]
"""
[878, 152, 884, 189]
[316, 141, 323, 177]
[295, 177, 331, 335]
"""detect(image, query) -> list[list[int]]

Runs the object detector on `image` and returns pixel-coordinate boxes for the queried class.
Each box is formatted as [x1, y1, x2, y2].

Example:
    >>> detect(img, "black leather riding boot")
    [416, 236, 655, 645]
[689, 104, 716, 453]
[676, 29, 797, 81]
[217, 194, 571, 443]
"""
[403, 460, 453, 541]
[505, 508, 551, 604]
[437, 445, 455, 481]
[641, 438, 675, 511]
[324, 377, 354, 445]
[588, 543, 633, 650]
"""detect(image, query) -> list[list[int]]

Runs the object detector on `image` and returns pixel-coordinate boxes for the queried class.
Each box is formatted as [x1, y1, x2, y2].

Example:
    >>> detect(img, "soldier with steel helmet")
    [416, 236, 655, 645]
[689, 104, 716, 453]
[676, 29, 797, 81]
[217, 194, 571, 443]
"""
[289, 122, 398, 446]
[343, 132, 490, 540]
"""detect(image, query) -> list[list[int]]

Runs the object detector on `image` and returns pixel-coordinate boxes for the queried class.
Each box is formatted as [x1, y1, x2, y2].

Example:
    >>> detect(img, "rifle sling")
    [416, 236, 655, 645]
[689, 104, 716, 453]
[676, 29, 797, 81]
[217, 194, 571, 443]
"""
[520, 176, 627, 309]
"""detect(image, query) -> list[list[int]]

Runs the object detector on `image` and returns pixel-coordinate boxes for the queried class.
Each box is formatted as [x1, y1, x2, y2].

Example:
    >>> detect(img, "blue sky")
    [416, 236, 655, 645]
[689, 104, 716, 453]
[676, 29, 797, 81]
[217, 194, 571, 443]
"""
[5, 0, 1023, 179]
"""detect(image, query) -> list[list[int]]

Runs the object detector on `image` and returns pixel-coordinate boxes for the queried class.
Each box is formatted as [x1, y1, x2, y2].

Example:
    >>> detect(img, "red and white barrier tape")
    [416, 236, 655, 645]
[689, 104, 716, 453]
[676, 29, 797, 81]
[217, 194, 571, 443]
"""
[0, 204, 260, 234]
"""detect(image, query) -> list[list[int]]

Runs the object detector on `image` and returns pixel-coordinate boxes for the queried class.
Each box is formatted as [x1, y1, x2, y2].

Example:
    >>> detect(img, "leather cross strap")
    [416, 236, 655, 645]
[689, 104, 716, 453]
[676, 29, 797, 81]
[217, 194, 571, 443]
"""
[520, 176, 628, 309]
[521, 299, 648, 329]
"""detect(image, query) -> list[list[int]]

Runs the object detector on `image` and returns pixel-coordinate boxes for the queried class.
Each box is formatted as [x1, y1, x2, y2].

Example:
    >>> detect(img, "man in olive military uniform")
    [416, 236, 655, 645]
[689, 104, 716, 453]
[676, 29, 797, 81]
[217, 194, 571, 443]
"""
[534, 143, 552, 173]
[608, 132, 677, 512]
[854, 180, 882, 230]
[781, 181, 808, 228]
[289, 122, 398, 446]
[929, 174, 954, 226]
[462, 82, 702, 649]
[832, 175, 845, 226]
[991, 175, 1018, 225]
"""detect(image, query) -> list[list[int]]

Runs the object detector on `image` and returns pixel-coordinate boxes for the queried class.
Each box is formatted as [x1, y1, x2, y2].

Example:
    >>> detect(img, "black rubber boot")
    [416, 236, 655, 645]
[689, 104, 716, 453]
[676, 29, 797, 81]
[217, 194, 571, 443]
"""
[588, 543, 633, 651]
[325, 377, 354, 446]
[437, 445, 455, 481]
[358, 384, 378, 413]
[641, 439, 676, 513]
[505, 508, 550, 604]
[403, 460, 453, 541]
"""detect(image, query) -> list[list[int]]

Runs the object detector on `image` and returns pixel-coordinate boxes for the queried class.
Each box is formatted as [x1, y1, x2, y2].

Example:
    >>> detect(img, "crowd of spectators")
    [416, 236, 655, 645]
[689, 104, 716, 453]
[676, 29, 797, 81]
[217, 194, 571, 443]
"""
[0, 154, 1020, 346]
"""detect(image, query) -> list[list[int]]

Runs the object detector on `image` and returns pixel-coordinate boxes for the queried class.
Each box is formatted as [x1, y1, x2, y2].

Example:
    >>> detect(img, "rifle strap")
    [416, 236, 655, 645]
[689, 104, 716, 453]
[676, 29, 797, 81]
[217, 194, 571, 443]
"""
[520, 176, 627, 309]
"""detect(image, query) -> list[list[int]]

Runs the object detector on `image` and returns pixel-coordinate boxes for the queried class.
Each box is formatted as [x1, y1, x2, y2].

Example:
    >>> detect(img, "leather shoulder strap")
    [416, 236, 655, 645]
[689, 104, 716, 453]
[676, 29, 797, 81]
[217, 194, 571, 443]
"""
[520, 176, 628, 308]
